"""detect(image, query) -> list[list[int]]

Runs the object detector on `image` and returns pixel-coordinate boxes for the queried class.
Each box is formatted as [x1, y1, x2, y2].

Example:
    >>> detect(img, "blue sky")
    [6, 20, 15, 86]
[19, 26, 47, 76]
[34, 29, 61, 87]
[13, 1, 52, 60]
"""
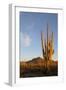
[19, 12, 58, 61]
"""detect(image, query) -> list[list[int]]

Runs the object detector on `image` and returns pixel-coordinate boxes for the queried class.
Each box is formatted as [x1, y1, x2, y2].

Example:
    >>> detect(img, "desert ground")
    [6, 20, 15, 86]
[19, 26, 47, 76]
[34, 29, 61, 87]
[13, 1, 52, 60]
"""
[20, 57, 58, 78]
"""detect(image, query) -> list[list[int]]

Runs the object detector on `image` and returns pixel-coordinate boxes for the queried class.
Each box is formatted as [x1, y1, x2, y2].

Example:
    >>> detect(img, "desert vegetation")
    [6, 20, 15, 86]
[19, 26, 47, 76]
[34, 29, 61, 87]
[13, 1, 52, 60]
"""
[20, 57, 58, 77]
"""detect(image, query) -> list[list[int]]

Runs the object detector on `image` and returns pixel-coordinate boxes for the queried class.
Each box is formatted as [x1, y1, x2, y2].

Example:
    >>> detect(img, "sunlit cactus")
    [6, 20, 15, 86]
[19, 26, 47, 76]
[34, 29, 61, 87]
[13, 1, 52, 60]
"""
[41, 23, 54, 61]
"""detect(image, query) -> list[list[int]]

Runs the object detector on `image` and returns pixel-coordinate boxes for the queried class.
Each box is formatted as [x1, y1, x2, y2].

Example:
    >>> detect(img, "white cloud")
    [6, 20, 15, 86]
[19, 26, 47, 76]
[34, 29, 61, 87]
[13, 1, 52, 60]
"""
[23, 34, 32, 47]
[20, 32, 32, 47]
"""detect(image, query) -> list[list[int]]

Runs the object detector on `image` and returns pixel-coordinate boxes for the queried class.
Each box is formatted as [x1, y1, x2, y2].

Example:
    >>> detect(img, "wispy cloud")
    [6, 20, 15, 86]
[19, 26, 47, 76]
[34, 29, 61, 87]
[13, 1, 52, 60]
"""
[20, 32, 32, 47]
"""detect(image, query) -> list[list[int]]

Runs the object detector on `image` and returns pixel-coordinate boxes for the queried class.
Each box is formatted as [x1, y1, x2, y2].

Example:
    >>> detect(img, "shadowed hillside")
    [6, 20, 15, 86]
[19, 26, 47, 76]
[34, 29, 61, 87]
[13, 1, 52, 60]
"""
[20, 57, 58, 78]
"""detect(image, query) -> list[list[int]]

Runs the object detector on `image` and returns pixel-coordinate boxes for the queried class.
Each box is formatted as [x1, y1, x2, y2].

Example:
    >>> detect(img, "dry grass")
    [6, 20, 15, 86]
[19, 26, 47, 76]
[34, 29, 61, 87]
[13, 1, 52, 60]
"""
[20, 57, 58, 78]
